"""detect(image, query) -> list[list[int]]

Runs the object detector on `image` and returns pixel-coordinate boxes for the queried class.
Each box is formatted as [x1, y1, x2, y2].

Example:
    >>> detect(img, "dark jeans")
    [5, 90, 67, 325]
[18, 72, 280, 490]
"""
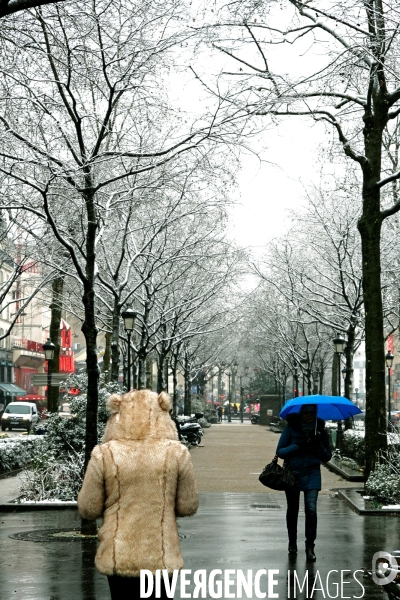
[107, 575, 172, 600]
[285, 488, 319, 548]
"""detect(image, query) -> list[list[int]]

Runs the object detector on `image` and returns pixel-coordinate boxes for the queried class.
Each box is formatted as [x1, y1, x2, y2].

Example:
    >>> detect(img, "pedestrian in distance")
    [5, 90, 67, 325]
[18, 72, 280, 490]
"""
[217, 405, 223, 423]
[276, 403, 332, 562]
[78, 389, 199, 600]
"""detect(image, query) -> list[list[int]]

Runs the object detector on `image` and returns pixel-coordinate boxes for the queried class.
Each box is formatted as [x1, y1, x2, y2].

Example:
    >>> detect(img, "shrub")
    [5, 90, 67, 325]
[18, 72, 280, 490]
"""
[0, 437, 45, 474]
[342, 430, 365, 464]
[19, 451, 84, 502]
[331, 449, 361, 472]
[366, 463, 400, 506]
[19, 374, 122, 501]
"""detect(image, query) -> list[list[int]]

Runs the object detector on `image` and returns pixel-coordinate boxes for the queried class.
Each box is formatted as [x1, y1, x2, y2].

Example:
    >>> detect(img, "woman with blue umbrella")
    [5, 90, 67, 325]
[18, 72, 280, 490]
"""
[276, 403, 332, 562]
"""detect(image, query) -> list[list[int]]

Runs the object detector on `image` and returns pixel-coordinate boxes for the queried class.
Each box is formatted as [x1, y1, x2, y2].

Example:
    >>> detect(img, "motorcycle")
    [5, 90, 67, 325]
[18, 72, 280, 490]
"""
[251, 413, 260, 425]
[176, 412, 204, 446]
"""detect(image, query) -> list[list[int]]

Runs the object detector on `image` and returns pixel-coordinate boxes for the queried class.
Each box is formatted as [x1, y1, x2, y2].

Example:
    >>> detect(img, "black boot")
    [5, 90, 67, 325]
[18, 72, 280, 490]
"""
[306, 547, 316, 562]
[288, 542, 297, 554]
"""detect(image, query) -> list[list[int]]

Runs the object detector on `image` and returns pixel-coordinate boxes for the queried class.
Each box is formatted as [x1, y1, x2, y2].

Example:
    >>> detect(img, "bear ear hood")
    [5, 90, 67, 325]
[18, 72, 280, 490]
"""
[102, 389, 178, 443]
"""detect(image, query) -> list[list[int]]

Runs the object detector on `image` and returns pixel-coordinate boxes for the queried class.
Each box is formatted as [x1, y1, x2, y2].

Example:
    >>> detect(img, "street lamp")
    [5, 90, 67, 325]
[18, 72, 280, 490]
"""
[333, 333, 346, 450]
[122, 307, 136, 391]
[386, 351, 394, 430]
[232, 361, 238, 418]
[227, 370, 232, 422]
[333, 334, 346, 396]
[43, 338, 56, 411]
[240, 365, 249, 424]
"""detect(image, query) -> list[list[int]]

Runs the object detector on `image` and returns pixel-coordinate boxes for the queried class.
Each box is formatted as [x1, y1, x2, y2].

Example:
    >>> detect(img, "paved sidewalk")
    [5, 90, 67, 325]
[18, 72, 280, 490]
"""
[0, 422, 391, 600]
[191, 422, 361, 494]
[0, 473, 21, 502]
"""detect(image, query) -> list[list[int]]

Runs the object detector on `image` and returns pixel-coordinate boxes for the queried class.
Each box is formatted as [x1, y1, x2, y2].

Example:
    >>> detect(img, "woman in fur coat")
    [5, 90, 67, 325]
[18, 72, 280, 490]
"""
[78, 389, 199, 600]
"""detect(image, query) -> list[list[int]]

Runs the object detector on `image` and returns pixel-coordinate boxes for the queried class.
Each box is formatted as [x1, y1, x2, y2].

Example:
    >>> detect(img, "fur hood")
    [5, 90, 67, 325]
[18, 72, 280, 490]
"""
[102, 389, 178, 443]
[78, 389, 199, 577]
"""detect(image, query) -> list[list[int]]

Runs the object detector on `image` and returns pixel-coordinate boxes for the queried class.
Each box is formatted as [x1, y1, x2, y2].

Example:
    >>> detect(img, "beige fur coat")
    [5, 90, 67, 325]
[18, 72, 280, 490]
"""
[77, 389, 199, 577]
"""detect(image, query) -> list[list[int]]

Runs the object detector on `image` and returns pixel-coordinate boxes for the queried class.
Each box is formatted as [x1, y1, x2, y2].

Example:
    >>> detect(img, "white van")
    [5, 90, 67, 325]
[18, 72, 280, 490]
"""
[1, 402, 39, 432]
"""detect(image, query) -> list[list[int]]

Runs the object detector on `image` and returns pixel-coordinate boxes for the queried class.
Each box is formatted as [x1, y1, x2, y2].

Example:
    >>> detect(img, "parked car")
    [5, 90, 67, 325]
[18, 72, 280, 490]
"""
[1, 402, 39, 432]
[58, 402, 72, 418]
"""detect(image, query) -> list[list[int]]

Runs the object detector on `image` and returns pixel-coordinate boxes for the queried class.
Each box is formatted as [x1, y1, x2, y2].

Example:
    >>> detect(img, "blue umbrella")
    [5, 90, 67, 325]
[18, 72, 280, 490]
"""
[279, 394, 362, 421]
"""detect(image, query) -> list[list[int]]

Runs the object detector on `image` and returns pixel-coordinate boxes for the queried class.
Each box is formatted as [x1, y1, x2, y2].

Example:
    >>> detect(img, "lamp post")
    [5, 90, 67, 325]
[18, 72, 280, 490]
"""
[227, 370, 232, 422]
[333, 333, 346, 396]
[122, 307, 136, 391]
[218, 362, 226, 407]
[386, 351, 394, 430]
[43, 338, 56, 411]
[342, 367, 347, 393]
[333, 333, 346, 450]
[232, 361, 238, 418]
[241, 365, 249, 423]
[210, 368, 215, 408]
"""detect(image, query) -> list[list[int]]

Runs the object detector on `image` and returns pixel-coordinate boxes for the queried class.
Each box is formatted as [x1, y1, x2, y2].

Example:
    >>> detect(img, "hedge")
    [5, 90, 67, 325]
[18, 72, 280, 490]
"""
[0, 436, 44, 474]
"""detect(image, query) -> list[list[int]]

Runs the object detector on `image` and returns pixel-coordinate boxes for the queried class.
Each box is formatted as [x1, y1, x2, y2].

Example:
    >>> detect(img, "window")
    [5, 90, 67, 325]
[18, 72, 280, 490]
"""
[5, 405, 29, 414]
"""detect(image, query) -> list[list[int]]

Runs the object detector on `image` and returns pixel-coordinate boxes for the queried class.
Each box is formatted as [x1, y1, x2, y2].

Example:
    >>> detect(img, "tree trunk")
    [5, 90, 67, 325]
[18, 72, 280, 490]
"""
[319, 367, 324, 395]
[146, 357, 153, 390]
[138, 351, 146, 390]
[357, 98, 388, 476]
[344, 323, 356, 430]
[102, 328, 111, 384]
[358, 191, 386, 475]
[81, 187, 99, 536]
[157, 354, 166, 393]
[110, 298, 120, 382]
[184, 355, 191, 416]
[172, 362, 178, 414]
[48, 276, 63, 413]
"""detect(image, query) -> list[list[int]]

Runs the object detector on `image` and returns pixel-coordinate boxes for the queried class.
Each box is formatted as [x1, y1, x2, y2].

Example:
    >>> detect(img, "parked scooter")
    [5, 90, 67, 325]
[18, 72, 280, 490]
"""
[250, 413, 260, 425]
[176, 412, 204, 446]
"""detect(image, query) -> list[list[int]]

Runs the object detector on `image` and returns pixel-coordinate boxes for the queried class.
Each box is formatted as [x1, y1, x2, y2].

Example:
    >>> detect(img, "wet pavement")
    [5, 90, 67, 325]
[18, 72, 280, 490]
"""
[0, 423, 396, 599]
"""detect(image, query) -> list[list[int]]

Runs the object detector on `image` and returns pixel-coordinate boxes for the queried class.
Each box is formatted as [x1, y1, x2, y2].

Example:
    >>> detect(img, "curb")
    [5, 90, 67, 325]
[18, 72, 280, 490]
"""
[0, 501, 77, 511]
[326, 459, 365, 482]
[337, 488, 400, 515]
[0, 467, 27, 480]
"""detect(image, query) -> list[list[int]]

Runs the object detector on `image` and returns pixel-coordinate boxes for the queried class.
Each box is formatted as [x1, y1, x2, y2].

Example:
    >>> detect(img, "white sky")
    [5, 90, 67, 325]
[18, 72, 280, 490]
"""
[170, 3, 332, 257]
[228, 119, 326, 254]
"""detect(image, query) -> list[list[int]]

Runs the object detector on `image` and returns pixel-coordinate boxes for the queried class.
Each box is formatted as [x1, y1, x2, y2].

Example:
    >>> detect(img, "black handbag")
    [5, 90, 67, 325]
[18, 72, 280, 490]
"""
[259, 455, 296, 491]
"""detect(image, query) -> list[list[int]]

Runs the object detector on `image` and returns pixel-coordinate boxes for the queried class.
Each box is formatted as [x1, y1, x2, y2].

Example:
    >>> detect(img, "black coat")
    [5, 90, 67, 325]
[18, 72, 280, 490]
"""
[276, 415, 332, 490]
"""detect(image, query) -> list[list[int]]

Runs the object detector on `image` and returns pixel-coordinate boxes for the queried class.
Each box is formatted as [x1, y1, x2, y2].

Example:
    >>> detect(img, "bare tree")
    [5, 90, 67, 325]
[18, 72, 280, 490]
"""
[0, 0, 234, 472]
[0, 0, 63, 18]
[202, 0, 400, 473]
